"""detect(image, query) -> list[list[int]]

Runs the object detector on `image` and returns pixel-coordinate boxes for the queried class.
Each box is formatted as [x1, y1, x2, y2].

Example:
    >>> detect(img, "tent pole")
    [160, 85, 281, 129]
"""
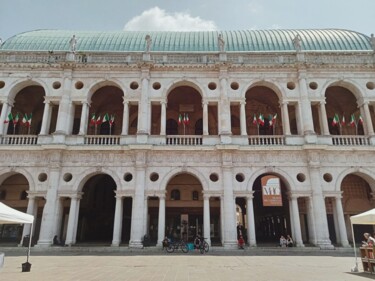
[351, 223, 358, 272]
[27, 222, 33, 263]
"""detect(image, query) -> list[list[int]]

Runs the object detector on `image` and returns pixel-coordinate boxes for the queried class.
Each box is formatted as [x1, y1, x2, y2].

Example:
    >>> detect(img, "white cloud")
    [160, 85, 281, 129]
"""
[124, 7, 218, 31]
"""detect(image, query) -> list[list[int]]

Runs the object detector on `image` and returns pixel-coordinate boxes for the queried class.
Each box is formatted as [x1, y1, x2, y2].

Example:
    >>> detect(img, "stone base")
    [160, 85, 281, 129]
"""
[53, 132, 66, 144]
[223, 241, 238, 250]
[220, 134, 232, 144]
[136, 134, 148, 144]
[316, 240, 334, 249]
[304, 133, 317, 144]
[35, 241, 52, 248]
[129, 241, 143, 248]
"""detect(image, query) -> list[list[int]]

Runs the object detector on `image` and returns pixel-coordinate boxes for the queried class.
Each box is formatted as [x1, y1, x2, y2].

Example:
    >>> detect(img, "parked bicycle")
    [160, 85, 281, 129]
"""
[194, 235, 209, 254]
[166, 239, 189, 253]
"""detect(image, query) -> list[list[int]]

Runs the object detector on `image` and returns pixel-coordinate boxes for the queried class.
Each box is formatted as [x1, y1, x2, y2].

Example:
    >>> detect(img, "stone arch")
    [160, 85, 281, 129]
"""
[7, 78, 48, 101]
[75, 168, 121, 192]
[159, 167, 208, 192]
[0, 168, 35, 191]
[335, 167, 375, 192]
[86, 79, 125, 103]
[320, 79, 365, 102]
[242, 80, 285, 101]
[163, 78, 205, 100]
[246, 167, 294, 192]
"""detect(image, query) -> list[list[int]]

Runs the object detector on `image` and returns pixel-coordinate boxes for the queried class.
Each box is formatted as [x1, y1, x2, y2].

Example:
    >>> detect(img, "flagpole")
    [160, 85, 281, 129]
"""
[109, 125, 112, 136]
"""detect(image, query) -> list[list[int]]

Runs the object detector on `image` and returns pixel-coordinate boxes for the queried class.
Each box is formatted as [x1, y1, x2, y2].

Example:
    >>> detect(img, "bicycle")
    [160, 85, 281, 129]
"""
[194, 236, 209, 254]
[166, 239, 189, 253]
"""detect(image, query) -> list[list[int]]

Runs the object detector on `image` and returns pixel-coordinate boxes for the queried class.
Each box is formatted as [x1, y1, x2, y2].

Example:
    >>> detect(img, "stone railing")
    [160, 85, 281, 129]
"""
[248, 135, 285, 145]
[84, 136, 120, 145]
[166, 135, 203, 145]
[331, 135, 369, 146]
[0, 135, 38, 145]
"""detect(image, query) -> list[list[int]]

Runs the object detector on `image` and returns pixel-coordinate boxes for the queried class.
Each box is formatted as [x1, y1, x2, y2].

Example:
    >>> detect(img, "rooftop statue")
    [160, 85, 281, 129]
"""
[145, 35, 152, 53]
[218, 34, 225, 52]
[371, 34, 375, 51]
[69, 35, 77, 53]
[292, 34, 302, 52]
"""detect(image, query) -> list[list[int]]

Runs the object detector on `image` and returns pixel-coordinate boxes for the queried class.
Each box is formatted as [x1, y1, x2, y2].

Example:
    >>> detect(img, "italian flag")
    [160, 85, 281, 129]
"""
[258, 114, 264, 126]
[109, 115, 115, 126]
[359, 114, 364, 125]
[341, 115, 345, 126]
[90, 114, 96, 125]
[22, 113, 32, 127]
[252, 114, 258, 126]
[4, 112, 13, 124]
[349, 114, 356, 127]
[269, 113, 277, 127]
[332, 114, 339, 126]
[104, 113, 110, 123]
[178, 114, 182, 125]
[12, 113, 20, 125]
[183, 113, 190, 125]
[95, 115, 102, 125]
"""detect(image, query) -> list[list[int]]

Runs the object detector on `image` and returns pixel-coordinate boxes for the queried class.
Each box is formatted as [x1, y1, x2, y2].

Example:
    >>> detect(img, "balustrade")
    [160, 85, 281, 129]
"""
[248, 135, 285, 145]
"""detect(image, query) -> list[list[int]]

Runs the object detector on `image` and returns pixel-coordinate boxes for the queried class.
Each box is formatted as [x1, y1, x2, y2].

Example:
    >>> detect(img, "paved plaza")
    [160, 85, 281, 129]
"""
[0, 247, 373, 281]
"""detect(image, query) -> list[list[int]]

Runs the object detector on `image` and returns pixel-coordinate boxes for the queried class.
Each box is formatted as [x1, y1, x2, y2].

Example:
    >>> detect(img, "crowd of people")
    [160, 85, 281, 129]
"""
[279, 235, 294, 247]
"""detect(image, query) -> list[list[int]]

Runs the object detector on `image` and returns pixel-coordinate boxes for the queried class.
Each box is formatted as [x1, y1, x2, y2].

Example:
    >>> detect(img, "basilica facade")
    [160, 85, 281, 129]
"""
[0, 29, 374, 249]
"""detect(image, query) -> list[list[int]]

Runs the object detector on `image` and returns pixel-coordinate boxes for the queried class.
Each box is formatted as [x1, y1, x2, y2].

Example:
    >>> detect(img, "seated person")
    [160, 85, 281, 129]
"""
[194, 234, 202, 249]
[362, 233, 375, 247]
[238, 235, 245, 249]
[286, 235, 294, 247]
[53, 235, 64, 246]
[162, 236, 169, 249]
[279, 235, 287, 247]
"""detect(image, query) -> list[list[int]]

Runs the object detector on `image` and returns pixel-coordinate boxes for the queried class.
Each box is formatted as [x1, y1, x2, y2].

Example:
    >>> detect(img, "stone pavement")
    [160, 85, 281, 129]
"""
[0, 247, 373, 281]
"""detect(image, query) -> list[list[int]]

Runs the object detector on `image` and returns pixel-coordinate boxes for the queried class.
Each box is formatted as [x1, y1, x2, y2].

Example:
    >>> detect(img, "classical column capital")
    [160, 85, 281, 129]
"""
[160, 100, 167, 106]
[240, 100, 246, 106]
[280, 100, 289, 106]
[202, 100, 209, 106]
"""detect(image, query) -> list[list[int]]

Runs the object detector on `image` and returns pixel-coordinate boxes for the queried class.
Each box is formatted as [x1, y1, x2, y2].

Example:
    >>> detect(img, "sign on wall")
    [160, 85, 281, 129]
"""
[261, 175, 282, 207]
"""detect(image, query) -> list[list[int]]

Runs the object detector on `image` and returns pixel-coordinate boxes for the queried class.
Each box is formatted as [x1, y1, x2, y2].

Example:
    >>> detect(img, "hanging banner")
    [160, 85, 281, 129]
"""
[261, 175, 282, 207]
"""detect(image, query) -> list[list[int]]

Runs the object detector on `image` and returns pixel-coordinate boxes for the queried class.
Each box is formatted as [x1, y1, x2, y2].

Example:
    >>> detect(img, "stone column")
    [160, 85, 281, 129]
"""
[222, 154, 237, 248]
[147, 102, 152, 134]
[280, 101, 291, 135]
[220, 195, 224, 245]
[309, 164, 333, 248]
[319, 101, 330, 135]
[362, 102, 374, 135]
[219, 70, 231, 136]
[160, 101, 166, 135]
[121, 100, 129, 135]
[246, 193, 256, 246]
[203, 101, 209, 135]
[306, 197, 317, 245]
[298, 75, 315, 135]
[79, 102, 89, 135]
[157, 194, 166, 246]
[203, 194, 211, 246]
[72, 198, 80, 244]
[129, 153, 146, 248]
[37, 167, 61, 247]
[334, 195, 350, 247]
[39, 100, 52, 135]
[240, 100, 247, 136]
[112, 195, 123, 247]
[66, 101, 75, 135]
[65, 196, 80, 246]
[144, 196, 148, 236]
[289, 194, 304, 247]
[21, 195, 36, 244]
[137, 70, 149, 135]
[0, 101, 10, 135]
[55, 95, 71, 134]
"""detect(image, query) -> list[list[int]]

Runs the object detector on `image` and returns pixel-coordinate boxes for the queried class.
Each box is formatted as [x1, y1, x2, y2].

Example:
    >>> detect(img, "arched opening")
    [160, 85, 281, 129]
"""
[166, 119, 178, 135]
[340, 174, 373, 243]
[245, 86, 282, 136]
[7, 85, 48, 135]
[252, 174, 291, 244]
[0, 174, 43, 245]
[77, 174, 117, 243]
[88, 86, 124, 135]
[325, 86, 364, 135]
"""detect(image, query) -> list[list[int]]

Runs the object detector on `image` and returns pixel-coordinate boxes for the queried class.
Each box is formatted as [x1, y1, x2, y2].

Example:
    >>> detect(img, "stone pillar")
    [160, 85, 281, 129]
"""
[309, 164, 333, 248]
[129, 153, 146, 248]
[39, 100, 52, 135]
[203, 194, 211, 246]
[66, 101, 75, 135]
[37, 166, 61, 247]
[144, 196, 148, 236]
[362, 102, 374, 135]
[289, 195, 304, 247]
[54, 197, 64, 240]
[306, 197, 317, 245]
[319, 101, 330, 135]
[137, 71, 149, 135]
[222, 154, 237, 248]
[295, 102, 303, 135]
[219, 70, 231, 136]
[112, 195, 123, 246]
[65, 196, 79, 246]
[246, 193, 256, 246]
[220, 195, 224, 245]
[72, 198, 80, 244]
[240, 100, 247, 136]
[202, 101, 209, 135]
[79, 102, 89, 135]
[121, 100, 129, 135]
[298, 75, 315, 135]
[21, 195, 36, 244]
[0, 101, 10, 135]
[55, 95, 71, 134]
[280, 101, 291, 135]
[160, 101, 166, 135]
[334, 195, 350, 247]
[157, 194, 166, 246]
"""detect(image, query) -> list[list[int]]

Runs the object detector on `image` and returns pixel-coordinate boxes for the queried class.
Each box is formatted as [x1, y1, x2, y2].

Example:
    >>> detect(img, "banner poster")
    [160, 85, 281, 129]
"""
[261, 175, 282, 207]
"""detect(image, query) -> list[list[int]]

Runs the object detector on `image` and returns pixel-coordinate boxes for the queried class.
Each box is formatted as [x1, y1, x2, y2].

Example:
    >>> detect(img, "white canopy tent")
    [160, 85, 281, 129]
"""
[350, 208, 375, 272]
[0, 202, 34, 270]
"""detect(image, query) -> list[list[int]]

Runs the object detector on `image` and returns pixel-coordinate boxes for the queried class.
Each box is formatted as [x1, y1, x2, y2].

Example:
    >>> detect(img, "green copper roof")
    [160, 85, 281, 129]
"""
[0, 29, 372, 52]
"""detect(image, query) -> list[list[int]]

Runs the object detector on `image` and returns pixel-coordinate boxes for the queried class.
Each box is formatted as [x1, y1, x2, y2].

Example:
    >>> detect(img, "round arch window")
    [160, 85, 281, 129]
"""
[75, 81, 84, 90]
[130, 81, 139, 90]
[296, 173, 306, 182]
[323, 173, 333, 183]
[63, 173, 73, 182]
[0, 81, 6, 89]
[38, 173, 48, 182]
[209, 173, 219, 182]
[235, 173, 245, 182]
[150, 172, 159, 182]
[124, 173, 133, 182]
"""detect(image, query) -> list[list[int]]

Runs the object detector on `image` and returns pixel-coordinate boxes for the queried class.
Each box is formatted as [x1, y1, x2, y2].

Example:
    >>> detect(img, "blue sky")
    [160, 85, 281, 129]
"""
[1, 0, 374, 41]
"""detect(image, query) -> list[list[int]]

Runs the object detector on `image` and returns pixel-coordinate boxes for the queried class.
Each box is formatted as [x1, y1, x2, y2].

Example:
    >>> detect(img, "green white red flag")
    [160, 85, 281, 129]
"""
[183, 113, 190, 125]
[109, 115, 115, 126]
[252, 114, 257, 126]
[90, 114, 96, 125]
[22, 113, 32, 127]
[258, 114, 264, 126]
[332, 114, 339, 126]
[349, 114, 355, 127]
[12, 113, 20, 125]
[359, 114, 364, 125]
[178, 114, 182, 125]
[269, 113, 277, 127]
[341, 115, 345, 126]
[4, 112, 13, 123]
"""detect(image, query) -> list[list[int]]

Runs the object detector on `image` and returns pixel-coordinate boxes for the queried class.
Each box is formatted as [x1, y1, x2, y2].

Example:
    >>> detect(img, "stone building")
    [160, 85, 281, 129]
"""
[0, 29, 374, 249]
